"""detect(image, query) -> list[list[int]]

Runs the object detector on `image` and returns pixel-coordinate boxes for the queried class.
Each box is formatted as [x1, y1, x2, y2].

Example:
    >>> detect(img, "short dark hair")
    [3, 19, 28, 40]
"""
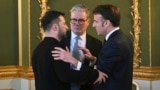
[93, 4, 121, 27]
[40, 10, 65, 31]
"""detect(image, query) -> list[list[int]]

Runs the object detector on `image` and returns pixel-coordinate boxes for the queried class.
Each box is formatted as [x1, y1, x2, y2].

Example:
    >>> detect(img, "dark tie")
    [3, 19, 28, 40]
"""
[103, 39, 107, 45]
[71, 36, 80, 90]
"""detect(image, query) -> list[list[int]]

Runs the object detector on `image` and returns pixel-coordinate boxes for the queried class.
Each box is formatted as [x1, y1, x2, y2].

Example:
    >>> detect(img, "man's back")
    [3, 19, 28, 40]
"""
[94, 30, 133, 90]
[32, 37, 99, 90]
[32, 37, 70, 90]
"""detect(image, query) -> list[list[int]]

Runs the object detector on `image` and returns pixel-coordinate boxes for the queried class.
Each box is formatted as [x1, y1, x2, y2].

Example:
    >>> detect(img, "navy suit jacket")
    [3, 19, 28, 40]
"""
[32, 37, 99, 90]
[93, 30, 133, 90]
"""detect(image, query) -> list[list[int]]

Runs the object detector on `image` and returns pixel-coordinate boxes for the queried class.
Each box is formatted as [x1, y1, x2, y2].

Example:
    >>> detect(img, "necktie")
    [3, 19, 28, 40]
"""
[71, 36, 80, 90]
[103, 39, 107, 45]
[72, 36, 80, 60]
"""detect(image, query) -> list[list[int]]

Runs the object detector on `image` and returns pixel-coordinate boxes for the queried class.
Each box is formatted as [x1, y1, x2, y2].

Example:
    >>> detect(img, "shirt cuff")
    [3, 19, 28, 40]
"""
[73, 61, 82, 70]
[89, 57, 97, 67]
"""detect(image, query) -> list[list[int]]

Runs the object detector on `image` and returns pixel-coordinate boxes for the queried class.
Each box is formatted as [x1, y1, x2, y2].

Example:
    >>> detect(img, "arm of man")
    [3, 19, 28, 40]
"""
[85, 36, 102, 67]
[52, 47, 108, 84]
[53, 60, 99, 83]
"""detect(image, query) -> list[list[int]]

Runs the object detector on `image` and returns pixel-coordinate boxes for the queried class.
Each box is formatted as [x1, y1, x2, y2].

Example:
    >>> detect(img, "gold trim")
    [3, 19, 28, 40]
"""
[37, 0, 50, 40]
[0, 66, 34, 80]
[18, 0, 31, 66]
[148, 0, 152, 67]
[36, 0, 143, 68]
[133, 66, 160, 80]
[1, 66, 160, 80]
[28, 0, 31, 66]
[18, 0, 22, 66]
[130, 0, 142, 68]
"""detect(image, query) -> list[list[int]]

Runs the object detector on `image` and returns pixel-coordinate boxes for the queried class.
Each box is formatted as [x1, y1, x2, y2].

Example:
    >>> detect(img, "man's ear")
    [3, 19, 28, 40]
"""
[51, 24, 59, 31]
[104, 20, 110, 27]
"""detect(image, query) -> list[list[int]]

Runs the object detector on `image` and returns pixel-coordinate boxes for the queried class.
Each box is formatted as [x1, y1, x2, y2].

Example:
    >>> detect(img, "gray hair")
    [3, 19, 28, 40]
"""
[70, 4, 90, 17]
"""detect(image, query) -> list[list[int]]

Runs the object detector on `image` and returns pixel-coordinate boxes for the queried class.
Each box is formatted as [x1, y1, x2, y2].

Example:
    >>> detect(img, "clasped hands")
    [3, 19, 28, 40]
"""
[51, 46, 108, 84]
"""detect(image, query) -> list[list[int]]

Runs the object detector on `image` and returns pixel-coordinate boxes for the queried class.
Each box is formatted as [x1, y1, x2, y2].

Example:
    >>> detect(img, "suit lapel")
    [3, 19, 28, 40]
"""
[86, 34, 91, 50]
[66, 31, 71, 50]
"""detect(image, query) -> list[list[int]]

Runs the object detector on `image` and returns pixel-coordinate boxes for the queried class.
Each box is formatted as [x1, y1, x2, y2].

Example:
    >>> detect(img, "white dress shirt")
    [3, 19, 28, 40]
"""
[105, 27, 120, 41]
[70, 31, 86, 70]
[70, 31, 86, 62]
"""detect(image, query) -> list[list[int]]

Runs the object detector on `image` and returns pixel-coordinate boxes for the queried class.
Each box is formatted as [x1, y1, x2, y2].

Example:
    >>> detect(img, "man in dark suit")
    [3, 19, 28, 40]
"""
[62, 4, 102, 90]
[91, 4, 133, 90]
[32, 10, 107, 90]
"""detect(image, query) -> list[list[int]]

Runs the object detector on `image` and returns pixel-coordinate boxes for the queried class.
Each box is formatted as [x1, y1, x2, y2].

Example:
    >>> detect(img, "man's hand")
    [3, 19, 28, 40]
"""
[52, 47, 78, 67]
[78, 46, 96, 61]
[94, 70, 108, 84]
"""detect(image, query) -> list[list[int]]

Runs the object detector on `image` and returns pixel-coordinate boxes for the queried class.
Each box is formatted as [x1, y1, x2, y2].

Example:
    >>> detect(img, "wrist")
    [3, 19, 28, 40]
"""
[71, 58, 78, 68]
[90, 56, 97, 61]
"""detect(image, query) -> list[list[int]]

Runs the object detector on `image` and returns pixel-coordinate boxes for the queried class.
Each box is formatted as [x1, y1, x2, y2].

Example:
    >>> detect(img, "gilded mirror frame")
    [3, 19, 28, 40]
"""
[37, 0, 142, 68]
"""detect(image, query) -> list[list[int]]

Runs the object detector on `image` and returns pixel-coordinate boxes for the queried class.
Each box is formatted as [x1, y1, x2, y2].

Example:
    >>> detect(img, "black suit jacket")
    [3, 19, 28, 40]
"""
[32, 37, 99, 90]
[62, 30, 102, 66]
[60, 30, 102, 90]
[93, 30, 133, 90]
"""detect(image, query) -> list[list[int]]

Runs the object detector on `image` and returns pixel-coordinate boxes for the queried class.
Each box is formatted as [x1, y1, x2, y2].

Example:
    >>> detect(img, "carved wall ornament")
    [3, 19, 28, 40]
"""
[130, 0, 142, 68]
[37, 0, 50, 40]
[37, 0, 142, 68]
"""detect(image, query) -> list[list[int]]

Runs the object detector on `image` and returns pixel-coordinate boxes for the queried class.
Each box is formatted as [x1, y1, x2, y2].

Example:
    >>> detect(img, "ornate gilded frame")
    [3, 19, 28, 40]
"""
[37, 0, 142, 68]
[37, 0, 50, 40]
[2, 0, 160, 82]
[130, 0, 141, 68]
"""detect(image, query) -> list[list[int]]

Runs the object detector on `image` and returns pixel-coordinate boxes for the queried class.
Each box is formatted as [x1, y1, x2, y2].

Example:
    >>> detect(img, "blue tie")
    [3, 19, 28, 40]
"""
[72, 36, 80, 60]
[71, 36, 80, 90]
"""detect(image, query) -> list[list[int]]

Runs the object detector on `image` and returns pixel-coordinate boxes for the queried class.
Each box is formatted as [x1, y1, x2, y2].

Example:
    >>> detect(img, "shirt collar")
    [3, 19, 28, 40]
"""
[71, 31, 86, 41]
[105, 27, 120, 41]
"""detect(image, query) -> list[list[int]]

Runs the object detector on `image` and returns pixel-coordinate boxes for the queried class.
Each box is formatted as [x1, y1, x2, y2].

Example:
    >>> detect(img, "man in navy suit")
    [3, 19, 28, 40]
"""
[91, 4, 133, 90]
[54, 4, 133, 90]
[60, 4, 102, 90]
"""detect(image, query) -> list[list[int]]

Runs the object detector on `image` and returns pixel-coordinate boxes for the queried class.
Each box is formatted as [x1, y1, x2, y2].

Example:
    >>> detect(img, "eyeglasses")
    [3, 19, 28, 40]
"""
[70, 18, 87, 24]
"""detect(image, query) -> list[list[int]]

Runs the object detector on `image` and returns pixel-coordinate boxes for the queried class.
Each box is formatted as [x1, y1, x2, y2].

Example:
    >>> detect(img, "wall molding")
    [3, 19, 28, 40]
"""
[131, 0, 142, 68]
[0, 66, 33, 80]
[1, 66, 160, 80]
[133, 66, 160, 80]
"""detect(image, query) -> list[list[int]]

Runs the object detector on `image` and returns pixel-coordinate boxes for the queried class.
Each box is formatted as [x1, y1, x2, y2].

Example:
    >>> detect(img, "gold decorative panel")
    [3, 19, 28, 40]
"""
[130, 0, 142, 68]
[0, 66, 34, 80]
[37, 0, 50, 40]
[133, 67, 160, 80]
[0, 66, 160, 80]
[36, 0, 143, 68]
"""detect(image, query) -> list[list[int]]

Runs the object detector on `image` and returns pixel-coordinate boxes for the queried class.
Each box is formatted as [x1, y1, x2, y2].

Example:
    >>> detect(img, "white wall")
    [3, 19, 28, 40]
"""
[0, 78, 159, 90]
[133, 79, 160, 90]
[0, 78, 35, 90]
